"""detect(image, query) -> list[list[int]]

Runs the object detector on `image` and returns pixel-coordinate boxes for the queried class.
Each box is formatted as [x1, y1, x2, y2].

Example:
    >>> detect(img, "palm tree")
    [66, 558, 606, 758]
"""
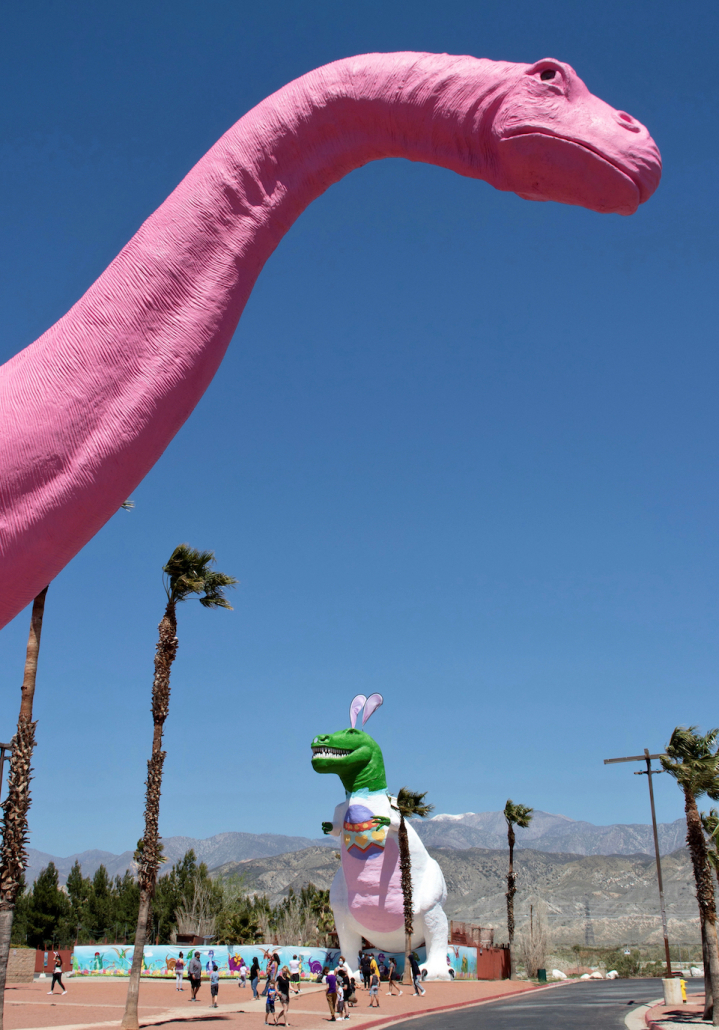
[504, 799, 533, 977]
[0, 586, 49, 1030]
[662, 726, 719, 1025]
[121, 546, 236, 1030]
[392, 787, 434, 985]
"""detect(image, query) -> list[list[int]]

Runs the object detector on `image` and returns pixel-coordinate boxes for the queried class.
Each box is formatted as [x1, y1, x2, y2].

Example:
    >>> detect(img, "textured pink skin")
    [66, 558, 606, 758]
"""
[0, 52, 661, 627]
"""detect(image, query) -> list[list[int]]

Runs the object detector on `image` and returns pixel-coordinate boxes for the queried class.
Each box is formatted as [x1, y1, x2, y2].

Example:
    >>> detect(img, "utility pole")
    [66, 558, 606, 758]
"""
[604, 748, 672, 978]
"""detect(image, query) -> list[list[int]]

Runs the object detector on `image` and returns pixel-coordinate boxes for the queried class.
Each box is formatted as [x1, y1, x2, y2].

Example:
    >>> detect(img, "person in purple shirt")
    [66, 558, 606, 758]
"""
[323, 967, 337, 1020]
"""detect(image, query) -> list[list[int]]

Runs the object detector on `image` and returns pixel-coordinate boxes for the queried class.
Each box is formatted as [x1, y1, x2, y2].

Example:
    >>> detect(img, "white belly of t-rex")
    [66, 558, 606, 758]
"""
[329, 792, 451, 979]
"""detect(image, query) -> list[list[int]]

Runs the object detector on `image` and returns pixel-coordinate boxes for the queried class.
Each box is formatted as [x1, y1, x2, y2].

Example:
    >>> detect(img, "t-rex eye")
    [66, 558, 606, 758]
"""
[540, 69, 557, 81]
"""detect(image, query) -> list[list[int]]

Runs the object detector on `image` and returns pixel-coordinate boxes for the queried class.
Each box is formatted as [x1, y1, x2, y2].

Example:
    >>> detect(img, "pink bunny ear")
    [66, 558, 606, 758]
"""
[362, 693, 384, 726]
[349, 695, 367, 729]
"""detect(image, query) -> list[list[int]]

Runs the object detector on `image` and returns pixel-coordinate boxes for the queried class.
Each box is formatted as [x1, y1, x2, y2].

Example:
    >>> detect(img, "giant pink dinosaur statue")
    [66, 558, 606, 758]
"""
[0, 52, 661, 628]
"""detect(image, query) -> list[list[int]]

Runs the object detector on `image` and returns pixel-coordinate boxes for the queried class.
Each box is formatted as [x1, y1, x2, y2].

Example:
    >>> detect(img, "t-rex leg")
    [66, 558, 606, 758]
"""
[329, 867, 364, 976]
[333, 909, 364, 978]
[419, 902, 451, 980]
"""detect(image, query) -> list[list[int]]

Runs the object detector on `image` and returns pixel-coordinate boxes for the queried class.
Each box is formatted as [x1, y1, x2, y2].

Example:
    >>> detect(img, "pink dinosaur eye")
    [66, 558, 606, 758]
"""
[540, 69, 556, 81]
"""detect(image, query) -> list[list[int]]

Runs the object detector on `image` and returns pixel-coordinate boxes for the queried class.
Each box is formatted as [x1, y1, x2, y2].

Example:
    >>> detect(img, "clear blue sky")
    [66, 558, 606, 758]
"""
[1, 0, 717, 858]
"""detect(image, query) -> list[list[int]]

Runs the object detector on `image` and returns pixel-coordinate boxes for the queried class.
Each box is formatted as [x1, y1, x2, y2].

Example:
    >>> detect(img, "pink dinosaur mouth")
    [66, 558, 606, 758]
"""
[498, 131, 643, 216]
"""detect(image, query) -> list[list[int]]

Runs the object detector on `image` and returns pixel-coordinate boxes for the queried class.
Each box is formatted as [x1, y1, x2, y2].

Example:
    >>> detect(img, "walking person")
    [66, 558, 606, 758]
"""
[336, 980, 347, 1020]
[47, 952, 66, 995]
[238, 958, 248, 988]
[251, 957, 261, 999]
[368, 970, 380, 1008]
[386, 957, 402, 996]
[175, 951, 185, 991]
[288, 954, 301, 994]
[409, 954, 425, 997]
[324, 966, 338, 1021]
[265, 980, 278, 1025]
[188, 951, 203, 1002]
[209, 963, 220, 1008]
[345, 977, 358, 1008]
[369, 954, 379, 982]
[276, 966, 292, 1026]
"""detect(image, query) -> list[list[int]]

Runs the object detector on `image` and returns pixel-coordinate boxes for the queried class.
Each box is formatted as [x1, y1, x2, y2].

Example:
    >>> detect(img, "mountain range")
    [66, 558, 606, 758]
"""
[25, 831, 329, 885]
[26, 810, 688, 885]
[414, 810, 688, 856]
[211, 844, 701, 947]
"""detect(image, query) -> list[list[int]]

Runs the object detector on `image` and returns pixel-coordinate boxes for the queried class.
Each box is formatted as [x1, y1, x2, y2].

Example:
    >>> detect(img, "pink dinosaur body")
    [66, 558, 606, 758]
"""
[0, 52, 661, 626]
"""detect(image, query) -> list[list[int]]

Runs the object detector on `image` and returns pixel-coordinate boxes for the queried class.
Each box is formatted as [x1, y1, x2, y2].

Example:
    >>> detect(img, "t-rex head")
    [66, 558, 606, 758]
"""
[311, 727, 387, 795]
[485, 57, 661, 215]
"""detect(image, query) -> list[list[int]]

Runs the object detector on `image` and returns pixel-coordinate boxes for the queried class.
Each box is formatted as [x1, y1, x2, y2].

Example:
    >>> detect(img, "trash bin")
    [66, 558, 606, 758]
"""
[663, 978, 683, 1005]
[537, 969, 547, 983]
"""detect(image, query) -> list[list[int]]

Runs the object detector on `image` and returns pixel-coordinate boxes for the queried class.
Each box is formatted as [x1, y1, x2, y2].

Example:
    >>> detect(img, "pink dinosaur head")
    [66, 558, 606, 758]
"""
[486, 58, 661, 214]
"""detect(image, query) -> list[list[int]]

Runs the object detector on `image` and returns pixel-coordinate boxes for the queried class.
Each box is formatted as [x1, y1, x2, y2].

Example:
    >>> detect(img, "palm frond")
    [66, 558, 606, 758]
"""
[702, 809, 719, 839]
[162, 543, 238, 607]
[396, 787, 434, 819]
[504, 799, 534, 829]
[661, 726, 719, 799]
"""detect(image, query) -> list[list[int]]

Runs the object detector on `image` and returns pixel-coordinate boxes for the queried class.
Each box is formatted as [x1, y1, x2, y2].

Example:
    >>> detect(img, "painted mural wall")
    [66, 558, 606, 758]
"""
[72, 942, 479, 980]
[72, 945, 341, 979]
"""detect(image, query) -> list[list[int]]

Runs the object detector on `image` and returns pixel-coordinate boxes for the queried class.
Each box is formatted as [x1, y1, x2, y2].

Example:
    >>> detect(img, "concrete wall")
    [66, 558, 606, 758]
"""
[7, 948, 35, 983]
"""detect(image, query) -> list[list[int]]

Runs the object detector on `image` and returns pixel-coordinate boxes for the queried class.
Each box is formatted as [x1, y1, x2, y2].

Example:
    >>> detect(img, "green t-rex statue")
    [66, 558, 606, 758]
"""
[311, 693, 450, 979]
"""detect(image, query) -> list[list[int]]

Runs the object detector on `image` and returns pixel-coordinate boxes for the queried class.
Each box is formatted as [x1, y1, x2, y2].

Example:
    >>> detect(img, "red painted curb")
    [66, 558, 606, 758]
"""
[345, 980, 573, 1030]
[645, 1001, 662, 1028]
[644, 999, 706, 1029]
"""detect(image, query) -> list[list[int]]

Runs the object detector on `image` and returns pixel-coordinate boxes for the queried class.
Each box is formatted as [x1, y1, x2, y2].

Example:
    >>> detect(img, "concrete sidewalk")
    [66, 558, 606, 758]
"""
[643, 995, 711, 1028]
[3, 977, 542, 1030]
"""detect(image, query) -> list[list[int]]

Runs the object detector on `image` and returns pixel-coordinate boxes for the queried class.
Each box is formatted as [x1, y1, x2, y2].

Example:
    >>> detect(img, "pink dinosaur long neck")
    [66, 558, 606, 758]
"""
[0, 52, 514, 626]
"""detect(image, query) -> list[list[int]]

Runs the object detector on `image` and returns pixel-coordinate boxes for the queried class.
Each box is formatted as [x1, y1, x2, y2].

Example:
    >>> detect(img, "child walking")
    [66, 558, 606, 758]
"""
[368, 972, 380, 1008]
[336, 981, 349, 1020]
[265, 980, 278, 1025]
[210, 963, 220, 1008]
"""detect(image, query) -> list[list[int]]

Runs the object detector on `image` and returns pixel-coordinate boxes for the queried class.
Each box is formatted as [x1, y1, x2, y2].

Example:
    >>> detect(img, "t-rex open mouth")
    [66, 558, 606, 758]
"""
[312, 746, 353, 758]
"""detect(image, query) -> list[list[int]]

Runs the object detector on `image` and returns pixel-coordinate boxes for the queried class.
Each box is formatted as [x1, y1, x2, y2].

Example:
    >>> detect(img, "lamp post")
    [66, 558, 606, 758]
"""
[604, 748, 671, 978]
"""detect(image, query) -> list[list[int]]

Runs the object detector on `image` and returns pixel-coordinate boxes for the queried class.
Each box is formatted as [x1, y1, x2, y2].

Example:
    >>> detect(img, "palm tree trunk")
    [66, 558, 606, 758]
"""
[506, 823, 516, 978]
[0, 587, 48, 1030]
[398, 813, 413, 985]
[703, 918, 714, 1021]
[121, 601, 177, 1030]
[684, 788, 719, 1025]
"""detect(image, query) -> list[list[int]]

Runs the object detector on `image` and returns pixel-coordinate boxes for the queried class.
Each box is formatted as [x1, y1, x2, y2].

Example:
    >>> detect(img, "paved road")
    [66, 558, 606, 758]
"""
[407, 979, 704, 1030]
